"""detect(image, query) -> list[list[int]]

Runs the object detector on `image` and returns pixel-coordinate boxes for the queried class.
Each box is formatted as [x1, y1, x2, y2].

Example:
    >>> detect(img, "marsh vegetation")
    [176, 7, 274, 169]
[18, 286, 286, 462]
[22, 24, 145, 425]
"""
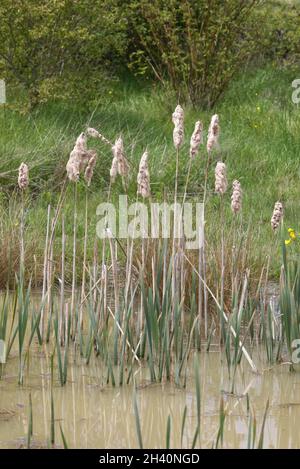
[1, 0, 300, 450]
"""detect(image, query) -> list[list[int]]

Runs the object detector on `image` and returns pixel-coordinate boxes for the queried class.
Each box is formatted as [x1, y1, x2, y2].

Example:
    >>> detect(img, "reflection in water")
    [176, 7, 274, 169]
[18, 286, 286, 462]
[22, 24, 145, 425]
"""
[1, 349, 300, 448]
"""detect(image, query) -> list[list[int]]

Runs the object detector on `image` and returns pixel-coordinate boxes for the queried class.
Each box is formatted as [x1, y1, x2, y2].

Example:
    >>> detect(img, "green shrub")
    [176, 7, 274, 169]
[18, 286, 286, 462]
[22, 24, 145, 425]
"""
[0, 0, 127, 109]
[126, 0, 262, 108]
[254, 0, 300, 67]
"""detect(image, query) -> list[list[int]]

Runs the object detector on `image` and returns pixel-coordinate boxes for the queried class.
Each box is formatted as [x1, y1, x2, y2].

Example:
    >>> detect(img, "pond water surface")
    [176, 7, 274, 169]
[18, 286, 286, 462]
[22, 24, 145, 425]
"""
[1, 346, 300, 449]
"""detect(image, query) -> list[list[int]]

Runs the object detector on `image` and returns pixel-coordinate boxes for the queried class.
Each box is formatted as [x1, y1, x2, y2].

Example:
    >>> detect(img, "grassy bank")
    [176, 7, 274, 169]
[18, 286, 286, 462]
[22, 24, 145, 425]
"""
[0, 64, 299, 287]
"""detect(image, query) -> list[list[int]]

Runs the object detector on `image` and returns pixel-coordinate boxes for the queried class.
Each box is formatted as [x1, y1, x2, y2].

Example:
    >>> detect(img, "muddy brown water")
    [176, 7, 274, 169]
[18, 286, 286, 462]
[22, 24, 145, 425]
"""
[1, 347, 300, 449]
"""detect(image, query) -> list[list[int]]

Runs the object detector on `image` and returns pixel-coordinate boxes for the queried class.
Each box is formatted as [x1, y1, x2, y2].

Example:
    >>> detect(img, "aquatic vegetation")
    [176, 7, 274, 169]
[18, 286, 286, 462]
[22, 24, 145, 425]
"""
[0, 103, 296, 450]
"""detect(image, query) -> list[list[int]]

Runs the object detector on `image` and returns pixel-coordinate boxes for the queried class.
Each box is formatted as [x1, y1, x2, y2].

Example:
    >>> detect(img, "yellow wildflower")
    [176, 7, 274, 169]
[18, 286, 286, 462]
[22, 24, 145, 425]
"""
[285, 228, 298, 245]
[288, 228, 297, 240]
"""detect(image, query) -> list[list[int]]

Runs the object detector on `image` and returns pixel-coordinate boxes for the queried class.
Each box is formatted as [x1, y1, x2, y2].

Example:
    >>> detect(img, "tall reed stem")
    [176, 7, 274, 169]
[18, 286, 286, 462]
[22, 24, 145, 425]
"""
[220, 195, 225, 344]
[71, 183, 78, 338]
[183, 253, 258, 373]
[20, 190, 25, 272]
[45, 227, 54, 340]
[41, 205, 51, 338]
[79, 190, 88, 331]
[201, 152, 212, 339]
[60, 216, 65, 345]
[172, 147, 180, 328]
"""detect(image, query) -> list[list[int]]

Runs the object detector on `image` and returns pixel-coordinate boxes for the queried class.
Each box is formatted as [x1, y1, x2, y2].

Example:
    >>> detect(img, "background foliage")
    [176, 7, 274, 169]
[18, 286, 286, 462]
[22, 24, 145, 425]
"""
[126, 0, 262, 107]
[0, 0, 299, 285]
[0, 0, 299, 109]
[0, 0, 126, 109]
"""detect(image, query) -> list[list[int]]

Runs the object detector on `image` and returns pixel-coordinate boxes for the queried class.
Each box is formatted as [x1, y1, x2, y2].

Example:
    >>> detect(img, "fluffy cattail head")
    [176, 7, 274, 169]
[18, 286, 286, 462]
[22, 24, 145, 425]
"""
[84, 150, 97, 186]
[66, 131, 98, 182]
[75, 132, 87, 152]
[207, 114, 220, 153]
[271, 201, 283, 231]
[215, 161, 227, 195]
[80, 148, 95, 166]
[86, 127, 100, 139]
[172, 105, 184, 127]
[86, 127, 112, 146]
[18, 163, 29, 190]
[172, 104, 184, 149]
[113, 136, 129, 177]
[66, 149, 84, 182]
[137, 150, 151, 198]
[190, 121, 203, 159]
[231, 180, 242, 214]
[173, 125, 184, 149]
[113, 136, 123, 159]
[110, 156, 118, 182]
[66, 133, 85, 182]
[66, 157, 80, 182]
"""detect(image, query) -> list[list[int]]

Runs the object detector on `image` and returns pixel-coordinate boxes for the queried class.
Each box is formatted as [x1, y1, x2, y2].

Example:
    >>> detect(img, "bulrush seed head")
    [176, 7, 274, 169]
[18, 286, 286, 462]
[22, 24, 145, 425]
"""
[172, 104, 184, 127]
[113, 136, 129, 177]
[271, 201, 283, 231]
[66, 132, 96, 182]
[207, 114, 220, 153]
[66, 156, 81, 182]
[86, 127, 100, 139]
[137, 150, 151, 198]
[80, 149, 96, 167]
[110, 156, 118, 182]
[112, 136, 123, 164]
[231, 180, 242, 214]
[190, 121, 203, 159]
[75, 132, 87, 152]
[84, 150, 97, 186]
[172, 104, 184, 149]
[86, 127, 111, 146]
[18, 163, 29, 190]
[215, 161, 227, 195]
